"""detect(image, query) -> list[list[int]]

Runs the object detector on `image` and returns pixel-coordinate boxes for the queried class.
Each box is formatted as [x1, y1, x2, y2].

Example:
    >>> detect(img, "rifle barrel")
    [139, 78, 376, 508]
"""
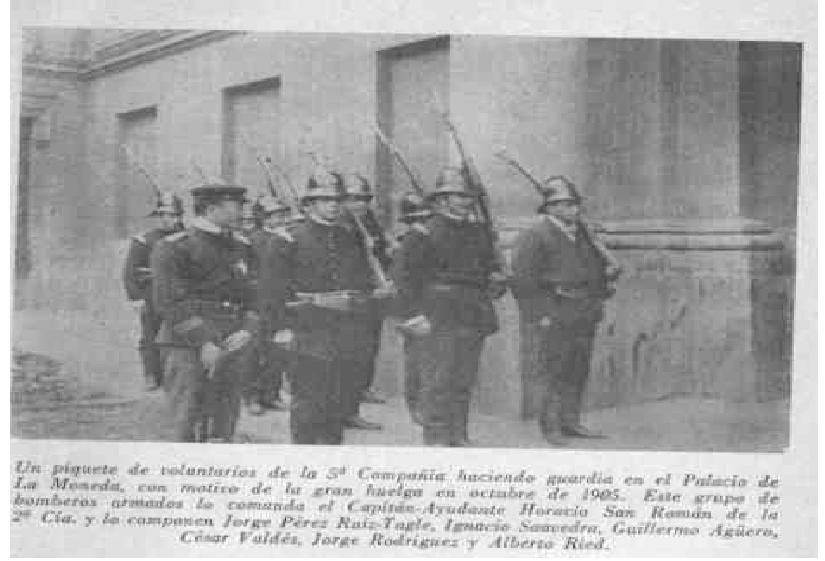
[372, 125, 426, 195]
[239, 132, 283, 199]
[121, 145, 162, 199]
[349, 209, 392, 289]
[494, 151, 544, 195]
[190, 160, 208, 183]
[266, 159, 301, 208]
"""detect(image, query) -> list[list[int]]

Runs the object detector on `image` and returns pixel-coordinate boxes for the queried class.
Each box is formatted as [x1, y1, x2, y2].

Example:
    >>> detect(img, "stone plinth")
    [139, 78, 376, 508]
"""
[482, 217, 791, 420]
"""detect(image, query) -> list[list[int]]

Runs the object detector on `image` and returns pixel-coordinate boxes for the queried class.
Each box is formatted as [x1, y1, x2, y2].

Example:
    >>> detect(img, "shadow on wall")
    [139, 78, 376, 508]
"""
[12, 241, 146, 397]
[585, 247, 793, 410]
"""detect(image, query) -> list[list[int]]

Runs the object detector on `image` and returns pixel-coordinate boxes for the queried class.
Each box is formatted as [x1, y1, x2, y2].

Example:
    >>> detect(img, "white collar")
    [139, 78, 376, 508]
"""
[543, 214, 578, 241]
[191, 217, 224, 235]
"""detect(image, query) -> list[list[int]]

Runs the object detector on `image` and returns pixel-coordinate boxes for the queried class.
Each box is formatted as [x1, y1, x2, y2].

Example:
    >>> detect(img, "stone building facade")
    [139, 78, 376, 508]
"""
[17, 29, 799, 416]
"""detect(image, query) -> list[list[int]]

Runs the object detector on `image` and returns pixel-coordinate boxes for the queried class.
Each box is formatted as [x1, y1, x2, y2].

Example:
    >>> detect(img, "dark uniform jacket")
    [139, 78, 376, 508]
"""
[339, 210, 392, 271]
[510, 216, 609, 325]
[391, 212, 499, 335]
[248, 228, 269, 258]
[122, 227, 181, 303]
[258, 215, 377, 360]
[249, 226, 291, 346]
[249, 226, 295, 262]
[246, 227, 273, 283]
[150, 218, 259, 348]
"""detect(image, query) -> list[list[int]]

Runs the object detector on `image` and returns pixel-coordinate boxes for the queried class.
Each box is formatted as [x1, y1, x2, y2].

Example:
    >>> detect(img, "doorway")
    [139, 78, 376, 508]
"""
[375, 36, 450, 221]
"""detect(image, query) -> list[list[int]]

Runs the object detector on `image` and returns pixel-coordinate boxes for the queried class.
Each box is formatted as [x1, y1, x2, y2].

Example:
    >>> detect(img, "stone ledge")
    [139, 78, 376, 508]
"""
[80, 31, 241, 80]
[91, 30, 185, 60]
[498, 217, 785, 251]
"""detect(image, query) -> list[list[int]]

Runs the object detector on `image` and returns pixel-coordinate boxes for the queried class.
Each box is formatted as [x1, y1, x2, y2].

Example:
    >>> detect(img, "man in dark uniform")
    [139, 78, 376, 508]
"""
[392, 168, 503, 447]
[392, 191, 433, 426]
[258, 171, 381, 445]
[338, 173, 391, 430]
[151, 183, 259, 443]
[122, 192, 184, 391]
[510, 176, 620, 445]
[244, 196, 293, 415]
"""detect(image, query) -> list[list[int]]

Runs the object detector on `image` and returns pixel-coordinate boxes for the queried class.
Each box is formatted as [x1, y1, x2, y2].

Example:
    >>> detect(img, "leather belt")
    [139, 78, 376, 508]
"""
[430, 276, 488, 290]
[181, 299, 243, 315]
[287, 290, 370, 311]
[544, 285, 609, 300]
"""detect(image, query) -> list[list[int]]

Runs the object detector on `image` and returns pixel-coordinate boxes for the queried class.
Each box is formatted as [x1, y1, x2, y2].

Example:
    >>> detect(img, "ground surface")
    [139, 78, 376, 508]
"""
[12, 310, 789, 451]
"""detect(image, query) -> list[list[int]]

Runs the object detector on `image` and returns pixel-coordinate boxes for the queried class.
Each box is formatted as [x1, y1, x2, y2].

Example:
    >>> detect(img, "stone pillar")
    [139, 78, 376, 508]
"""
[581, 40, 793, 411]
[486, 39, 795, 419]
[738, 42, 800, 401]
[587, 219, 783, 409]
[660, 41, 742, 218]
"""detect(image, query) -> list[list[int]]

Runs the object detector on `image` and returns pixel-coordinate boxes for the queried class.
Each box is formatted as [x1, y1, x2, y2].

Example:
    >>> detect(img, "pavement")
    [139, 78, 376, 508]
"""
[12, 309, 789, 452]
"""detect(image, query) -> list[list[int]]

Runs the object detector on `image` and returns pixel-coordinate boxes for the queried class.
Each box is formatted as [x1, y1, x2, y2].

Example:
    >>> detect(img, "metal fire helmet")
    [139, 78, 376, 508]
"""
[150, 192, 184, 217]
[258, 195, 292, 215]
[398, 191, 433, 222]
[428, 166, 476, 200]
[301, 171, 344, 203]
[243, 200, 261, 226]
[341, 173, 374, 199]
[539, 175, 583, 205]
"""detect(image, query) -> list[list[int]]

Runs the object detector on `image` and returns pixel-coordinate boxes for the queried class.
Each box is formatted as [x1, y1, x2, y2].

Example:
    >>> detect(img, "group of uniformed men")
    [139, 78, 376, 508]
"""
[122, 160, 620, 447]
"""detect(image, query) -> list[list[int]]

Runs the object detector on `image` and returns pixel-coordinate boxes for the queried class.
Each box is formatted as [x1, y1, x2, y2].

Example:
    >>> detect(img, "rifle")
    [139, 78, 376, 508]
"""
[579, 222, 623, 281]
[305, 150, 394, 292]
[190, 160, 209, 183]
[121, 145, 163, 206]
[431, 90, 503, 270]
[237, 136, 304, 222]
[494, 147, 544, 195]
[264, 157, 307, 223]
[264, 158, 302, 211]
[372, 125, 426, 196]
[239, 132, 284, 201]
[495, 147, 622, 279]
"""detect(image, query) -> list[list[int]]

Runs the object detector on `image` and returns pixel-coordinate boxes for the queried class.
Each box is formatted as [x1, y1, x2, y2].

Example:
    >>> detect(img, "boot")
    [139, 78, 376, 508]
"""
[247, 401, 267, 416]
[543, 430, 569, 446]
[343, 415, 383, 430]
[423, 425, 451, 447]
[450, 401, 472, 447]
[409, 405, 424, 426]
[140, 348, 163, 390]
[561, 424, 606, 439]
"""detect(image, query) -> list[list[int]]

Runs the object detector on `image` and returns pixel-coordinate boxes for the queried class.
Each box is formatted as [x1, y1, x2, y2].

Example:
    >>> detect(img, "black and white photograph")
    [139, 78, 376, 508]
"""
[9, 1, 818, 557]
[12, 28, 801, 452]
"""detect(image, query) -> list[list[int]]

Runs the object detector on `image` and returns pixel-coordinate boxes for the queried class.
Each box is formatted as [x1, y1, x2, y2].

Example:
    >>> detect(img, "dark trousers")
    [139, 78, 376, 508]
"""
[164, 344, 254, 443]
[290, 354, 359, 445]
[403, 334, 425, 424]
[342, 354, 374, 420]
[361, 317, 384, 392]
[536, 321, 598, 436]
[243, 342, 286, 404]
[138, 304, 164, 386]
[341, 316, 382, 420]
[419, 328, 485, 446]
